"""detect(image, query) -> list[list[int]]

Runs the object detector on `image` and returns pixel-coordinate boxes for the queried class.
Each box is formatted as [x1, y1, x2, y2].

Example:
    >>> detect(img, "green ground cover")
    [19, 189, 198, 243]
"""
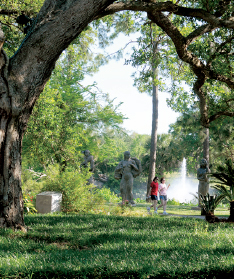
[0, 204, 233, 279]
[101, 202, 230, 217]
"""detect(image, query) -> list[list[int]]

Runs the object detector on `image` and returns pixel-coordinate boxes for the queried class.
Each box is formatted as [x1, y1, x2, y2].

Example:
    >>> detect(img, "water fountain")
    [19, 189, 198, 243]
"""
[181, 157, 186, 192]
[167, 157, 197, 203]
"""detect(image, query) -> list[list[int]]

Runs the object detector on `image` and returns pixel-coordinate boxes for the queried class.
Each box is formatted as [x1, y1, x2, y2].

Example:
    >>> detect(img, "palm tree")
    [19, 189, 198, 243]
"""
[210, 159, 234, 221]
[191, 192, 224, 216]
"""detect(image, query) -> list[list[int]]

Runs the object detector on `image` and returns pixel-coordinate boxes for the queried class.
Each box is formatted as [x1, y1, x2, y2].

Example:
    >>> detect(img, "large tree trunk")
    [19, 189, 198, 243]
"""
[203, 127, 209, 165]
[0, 33, 25, 228]
[0, 0, 115, 229]
[147, 82, 159, 196]
[0, 117, 25, 229]
[147, 40, 159, 197]
[228, 201, 234, 222]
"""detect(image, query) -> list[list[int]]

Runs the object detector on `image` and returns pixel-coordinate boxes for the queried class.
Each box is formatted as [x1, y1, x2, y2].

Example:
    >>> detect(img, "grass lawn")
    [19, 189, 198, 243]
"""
[0, 204, 233, 279]
[103, 202, 230, 217]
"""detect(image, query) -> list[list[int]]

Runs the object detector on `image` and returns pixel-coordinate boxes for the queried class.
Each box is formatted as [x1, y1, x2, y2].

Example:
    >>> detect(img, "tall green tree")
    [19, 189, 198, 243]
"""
[100, 1, 234, 166]
[168, 106, 234, 174]
[142, 133, 182, 177]
[23, 42, 124, 172]
[125, 16, 180, 195]
[147, 2, 234, 165]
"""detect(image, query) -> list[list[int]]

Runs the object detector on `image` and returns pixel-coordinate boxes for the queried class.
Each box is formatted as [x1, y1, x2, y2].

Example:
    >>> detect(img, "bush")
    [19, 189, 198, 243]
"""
[23, 193, 37, 214]
[167, 198, 180, 205]
[41, 165, 105, 213]
[135, 198, 146, 203]
[106, 173, 121, 194]
[95, 187, 121, 203]
[21, 168, 45, 203]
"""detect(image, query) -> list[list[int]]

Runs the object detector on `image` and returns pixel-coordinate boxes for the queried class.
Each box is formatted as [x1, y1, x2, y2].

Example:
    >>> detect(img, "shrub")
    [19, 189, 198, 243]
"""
[95, 187, 121, 203]
[21, 167, 45, 195]
[135, 198, 146, 203]
[210, 159, 234, 203]
[41, 165, 105, 213]
[167, 198, 180, 205]
[106, 173, 121, 194]
[23, 193, 37, 214]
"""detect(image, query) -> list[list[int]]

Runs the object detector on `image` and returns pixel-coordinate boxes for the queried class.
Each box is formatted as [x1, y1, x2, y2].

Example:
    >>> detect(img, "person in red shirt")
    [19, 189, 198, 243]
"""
[147, 176, 159, 214]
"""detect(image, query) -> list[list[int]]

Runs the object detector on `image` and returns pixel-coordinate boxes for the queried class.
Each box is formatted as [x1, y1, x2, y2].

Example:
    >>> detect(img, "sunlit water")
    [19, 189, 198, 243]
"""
[181, 157, 186, 193]
[167, 158, 198, 203]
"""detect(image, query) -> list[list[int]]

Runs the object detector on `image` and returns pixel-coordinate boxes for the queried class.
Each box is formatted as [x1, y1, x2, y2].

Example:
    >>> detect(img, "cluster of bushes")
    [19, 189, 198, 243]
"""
[22, 165, 121, 214]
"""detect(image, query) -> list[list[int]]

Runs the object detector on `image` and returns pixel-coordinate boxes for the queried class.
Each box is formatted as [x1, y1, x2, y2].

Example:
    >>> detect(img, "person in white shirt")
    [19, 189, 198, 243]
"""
[158, 177, 170, 215]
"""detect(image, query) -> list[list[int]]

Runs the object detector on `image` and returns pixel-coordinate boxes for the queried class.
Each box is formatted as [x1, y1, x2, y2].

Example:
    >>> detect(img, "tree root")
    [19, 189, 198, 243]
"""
[0, 218, 27, 232]
[15, 224, 27, 232]
[205, 212, 233, 223]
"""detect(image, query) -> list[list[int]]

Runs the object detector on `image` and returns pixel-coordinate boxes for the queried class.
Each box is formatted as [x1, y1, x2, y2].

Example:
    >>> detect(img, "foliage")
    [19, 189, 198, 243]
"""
[104, 173, 121, 194]
[167, 108, 234, 174]
[123, 13, 180, 95]
[191, 193, 225, 213]
[0, 212, 234, 278]
[210, 159, 234, 203]
[0, 0, 44, 56]
[135, 198, 146, 203]
[21, 164, 46, 196]
[158, 4, 234, 128]
[209, 117, 234, 164]
[168, 108, 205, 174]
[142, 133, 183, 176]
[23, 193, 37, 215]
[110, 199, 135, 215]
[93, 11, 139, 50]
[22, 37, 124, 171]
[167, 198, 180, 206]
[95, 187, 121, 203]
[92, 130, 130, 176]
[40, 165, 105, 213]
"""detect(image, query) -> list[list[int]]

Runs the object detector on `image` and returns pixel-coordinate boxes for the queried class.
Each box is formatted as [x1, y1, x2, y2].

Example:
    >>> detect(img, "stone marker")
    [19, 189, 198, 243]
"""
[36, 191, 62, 214]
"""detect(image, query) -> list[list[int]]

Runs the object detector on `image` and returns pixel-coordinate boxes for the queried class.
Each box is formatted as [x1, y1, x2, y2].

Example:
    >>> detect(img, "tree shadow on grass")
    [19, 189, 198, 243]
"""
[1, 214, 233, 278]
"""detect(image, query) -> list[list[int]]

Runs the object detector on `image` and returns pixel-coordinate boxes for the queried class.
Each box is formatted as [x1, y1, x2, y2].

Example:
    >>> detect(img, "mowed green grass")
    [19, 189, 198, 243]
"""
[104, 202, 230, 217]
[0, 205, 233, 279]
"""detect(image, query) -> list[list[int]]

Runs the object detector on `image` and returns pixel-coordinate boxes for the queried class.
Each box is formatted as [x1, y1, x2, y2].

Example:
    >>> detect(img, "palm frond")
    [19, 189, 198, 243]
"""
[212, 184, 233, 202]
[192, 193, 223, 212]
[190, 192, 198, 201]
[210, 159, 234, 203]
[213, 194, 226, 207]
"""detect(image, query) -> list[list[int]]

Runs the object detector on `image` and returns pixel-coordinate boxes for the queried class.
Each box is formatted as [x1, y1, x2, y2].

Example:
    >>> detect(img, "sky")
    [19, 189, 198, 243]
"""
[83, 33, 180, 135]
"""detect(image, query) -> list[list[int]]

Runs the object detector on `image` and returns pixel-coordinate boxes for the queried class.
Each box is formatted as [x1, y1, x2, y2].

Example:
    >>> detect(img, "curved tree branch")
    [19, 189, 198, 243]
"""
[7, 0, 114, 122]
[148, 10, 234, 89]
[209, 110, 234, 122]
[0, 9, 18, 16]
[147, 11, 205, 72]
[97, 1, 234, 29]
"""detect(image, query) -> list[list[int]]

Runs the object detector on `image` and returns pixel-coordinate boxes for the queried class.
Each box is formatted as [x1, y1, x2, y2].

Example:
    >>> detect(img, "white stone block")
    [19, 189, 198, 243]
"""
[36, 191, 62, 214]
